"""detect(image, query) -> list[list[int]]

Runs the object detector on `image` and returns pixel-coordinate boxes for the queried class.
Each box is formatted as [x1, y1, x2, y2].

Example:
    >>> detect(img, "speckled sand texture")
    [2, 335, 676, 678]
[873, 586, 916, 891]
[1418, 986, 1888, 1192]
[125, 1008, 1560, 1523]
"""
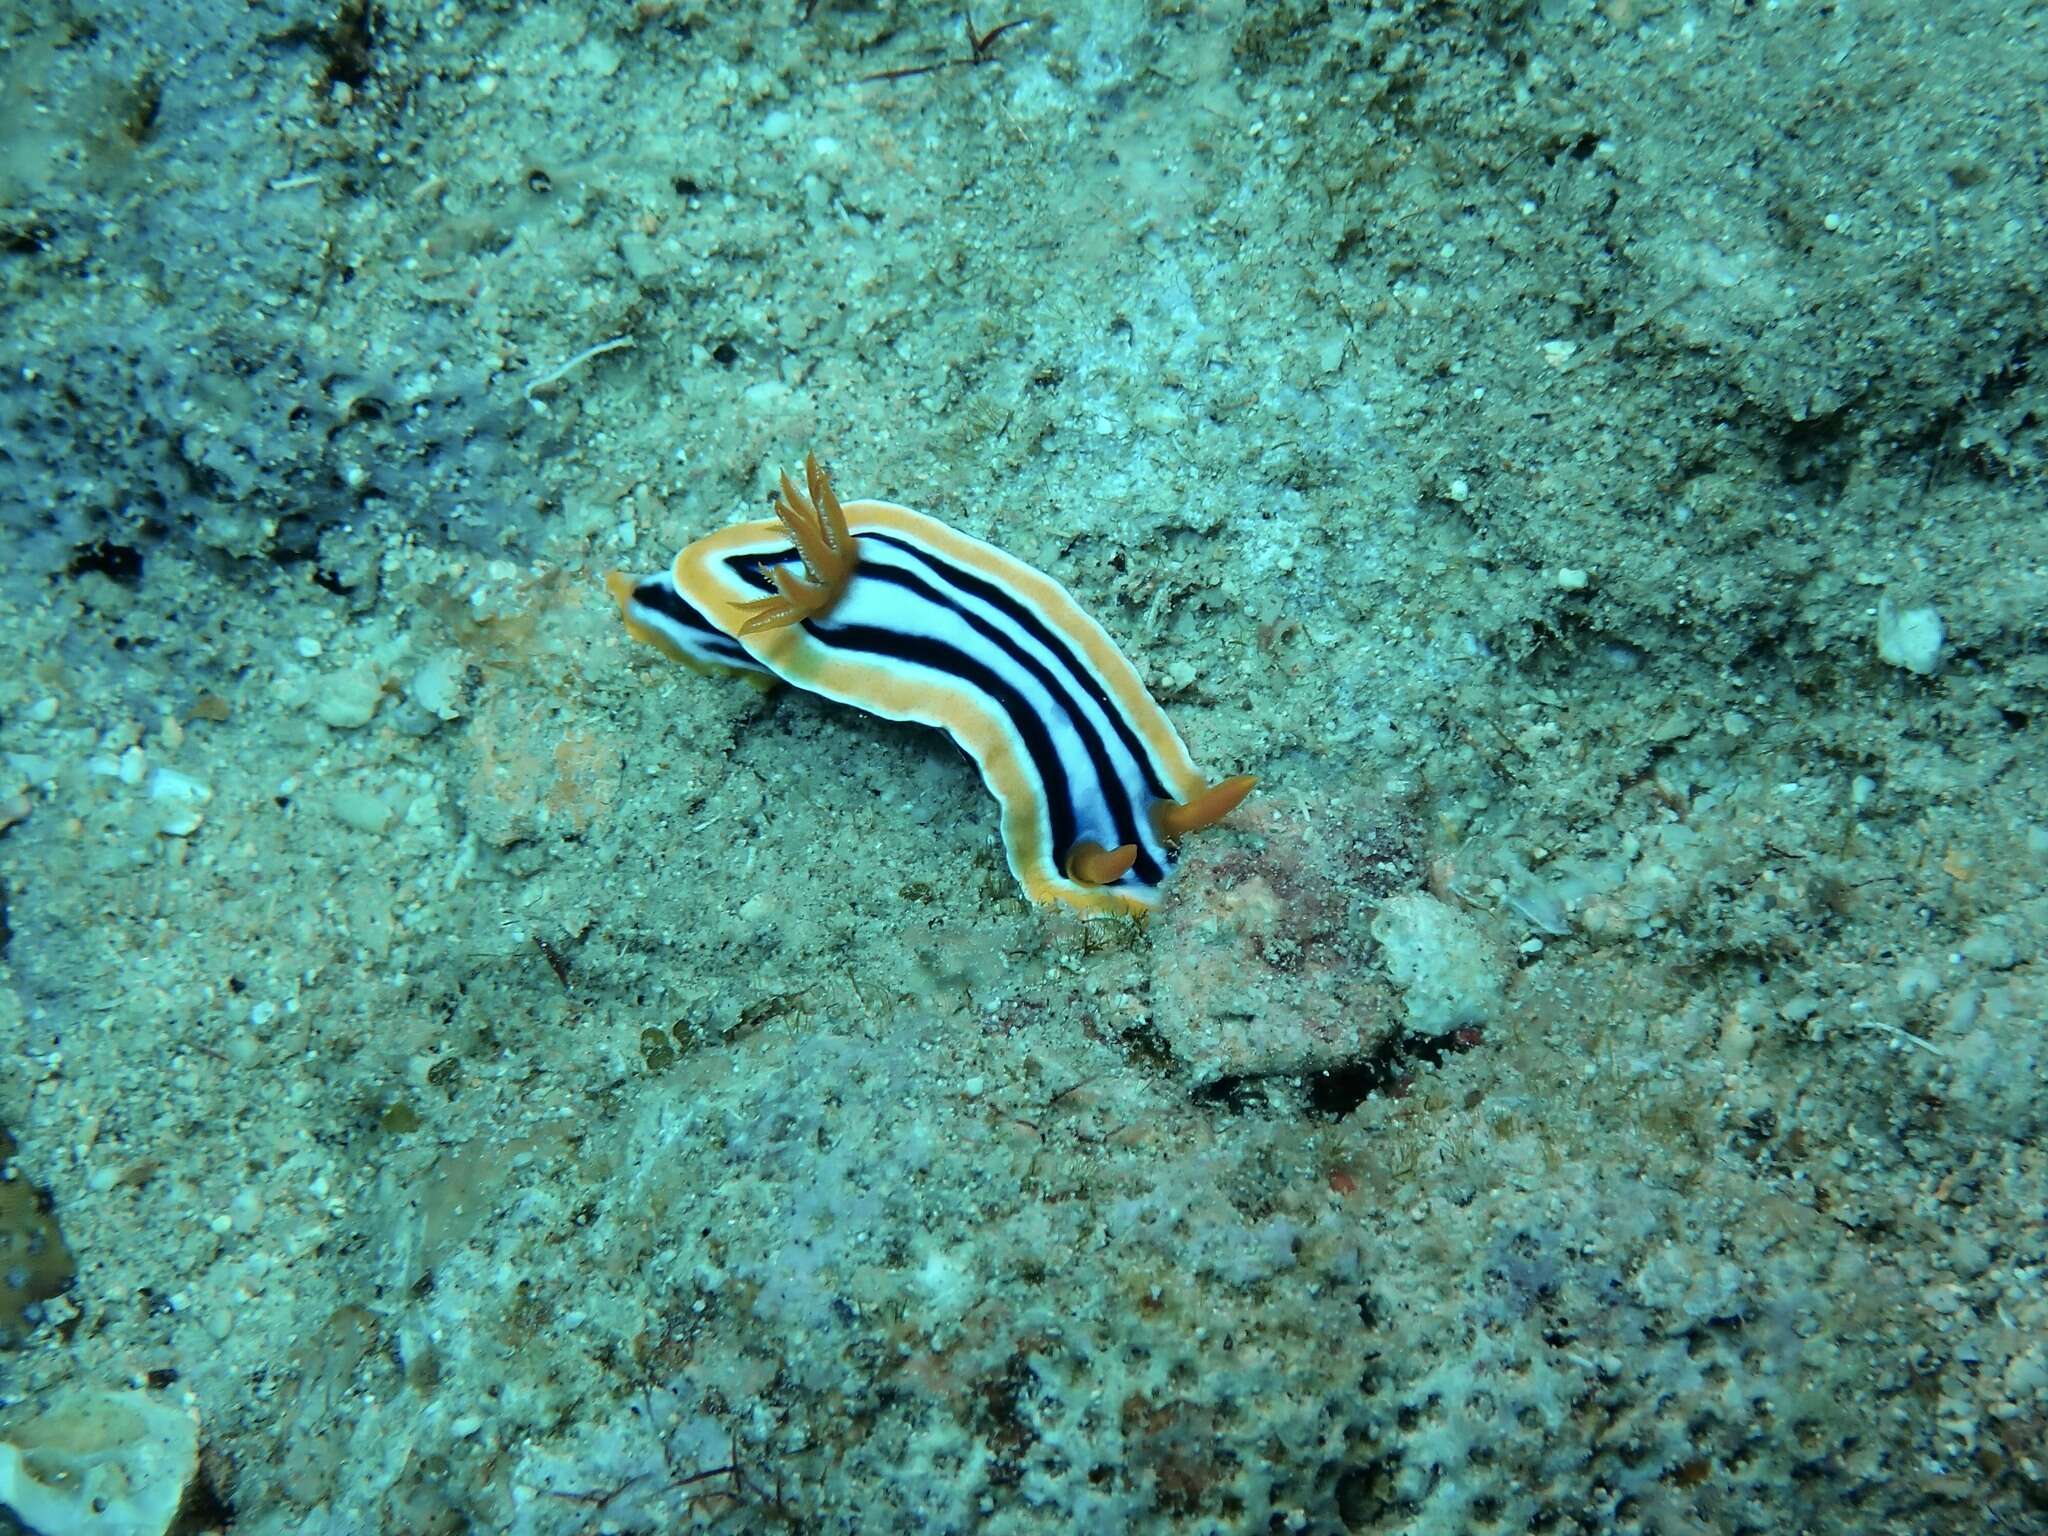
[2, 2, 2045, 1533]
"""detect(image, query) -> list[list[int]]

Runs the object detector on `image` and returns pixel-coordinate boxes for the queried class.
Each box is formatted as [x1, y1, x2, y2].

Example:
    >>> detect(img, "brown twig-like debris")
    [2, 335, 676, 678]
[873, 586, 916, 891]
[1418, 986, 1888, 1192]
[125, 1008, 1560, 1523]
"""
[857, 8, 1031, 84]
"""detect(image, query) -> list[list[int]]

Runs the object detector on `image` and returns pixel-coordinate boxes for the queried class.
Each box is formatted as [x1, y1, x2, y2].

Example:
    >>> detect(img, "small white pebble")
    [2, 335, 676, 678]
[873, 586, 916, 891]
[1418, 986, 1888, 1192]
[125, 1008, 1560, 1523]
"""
[1922, 1281, 1965, 1315]
[229, 1188, 265, 1232]
[295, 636, 323, 658]
[328, 788, 395, 834]
[148, 767, 212, 805]
[1896, 964, 1942, 1004]
[27, 696, 59, 723]
[1960, 929, 2020, 970]
[2004, 1345, 2048, 1399]
[158, 808, 204, 837]
[408, 653, 468, 720]
[1876, 596, 1944, 676]
[1555, 567, 1590, 591]
[314, 669, 384, 729]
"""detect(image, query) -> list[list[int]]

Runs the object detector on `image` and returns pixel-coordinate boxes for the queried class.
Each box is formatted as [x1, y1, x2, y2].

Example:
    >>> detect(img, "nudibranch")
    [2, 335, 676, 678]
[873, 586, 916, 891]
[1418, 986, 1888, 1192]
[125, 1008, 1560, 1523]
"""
[606, 454, 1254, 917]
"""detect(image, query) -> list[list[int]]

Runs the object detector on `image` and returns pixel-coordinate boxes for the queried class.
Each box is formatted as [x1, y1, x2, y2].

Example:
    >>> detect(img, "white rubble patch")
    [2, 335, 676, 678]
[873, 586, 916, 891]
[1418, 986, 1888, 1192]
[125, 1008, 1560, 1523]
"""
[1369, 892, 1504, 1034]
[0, 1389, 198, 1536]
[313, 666, 386, 729]
[1876, 596, 1944, 676]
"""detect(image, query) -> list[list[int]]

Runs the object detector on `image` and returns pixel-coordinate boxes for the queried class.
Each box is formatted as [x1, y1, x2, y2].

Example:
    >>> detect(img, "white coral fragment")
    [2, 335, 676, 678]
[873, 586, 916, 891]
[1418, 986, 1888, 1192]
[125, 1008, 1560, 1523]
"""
[0, 1389, 198, 1536]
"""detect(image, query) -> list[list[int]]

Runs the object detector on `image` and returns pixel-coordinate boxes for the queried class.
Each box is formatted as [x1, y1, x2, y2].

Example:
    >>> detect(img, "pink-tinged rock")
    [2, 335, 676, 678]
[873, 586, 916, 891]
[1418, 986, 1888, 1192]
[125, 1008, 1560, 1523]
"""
[1149, 794, 1417, 1086]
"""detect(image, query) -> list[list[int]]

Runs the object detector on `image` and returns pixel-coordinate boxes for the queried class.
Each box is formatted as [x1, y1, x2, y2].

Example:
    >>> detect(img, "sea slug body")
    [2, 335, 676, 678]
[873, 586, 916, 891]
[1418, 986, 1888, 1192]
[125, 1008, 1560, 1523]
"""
[608, 454, 1254, 918]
